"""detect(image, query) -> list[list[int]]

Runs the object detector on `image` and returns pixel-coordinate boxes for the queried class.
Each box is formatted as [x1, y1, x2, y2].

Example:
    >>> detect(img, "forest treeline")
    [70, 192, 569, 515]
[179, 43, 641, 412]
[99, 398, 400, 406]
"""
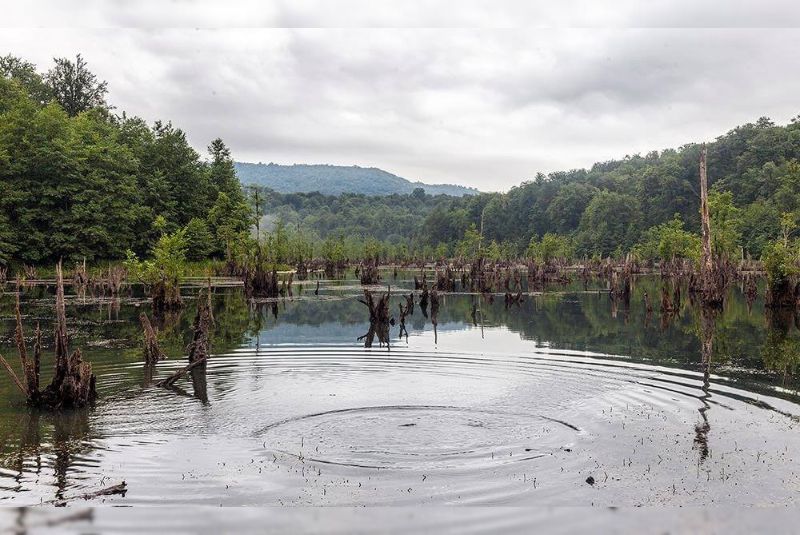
[1, 53, 799, 270]
[0, 54, 250, 266]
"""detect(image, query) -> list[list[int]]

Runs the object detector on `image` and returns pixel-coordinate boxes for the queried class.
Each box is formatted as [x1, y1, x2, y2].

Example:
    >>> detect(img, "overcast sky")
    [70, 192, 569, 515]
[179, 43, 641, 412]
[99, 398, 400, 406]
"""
[4, 1, 800, 191]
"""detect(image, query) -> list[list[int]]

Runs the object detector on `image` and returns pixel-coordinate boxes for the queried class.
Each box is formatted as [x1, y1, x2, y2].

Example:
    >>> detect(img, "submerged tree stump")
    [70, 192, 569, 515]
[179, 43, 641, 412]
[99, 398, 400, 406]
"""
[358, 288, 392, 347]
[155, 288, 212, 387]
[2, 264, 97, 410]
[151, 279, 183, 313]
[359, 260, 380, 285]
[243, 266, 279, 298]
[140, 313, 166, 363]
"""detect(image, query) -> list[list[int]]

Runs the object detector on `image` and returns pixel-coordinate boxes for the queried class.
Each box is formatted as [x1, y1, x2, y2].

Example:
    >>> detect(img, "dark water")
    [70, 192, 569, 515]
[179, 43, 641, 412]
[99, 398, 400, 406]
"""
[0, 272, 798, 513]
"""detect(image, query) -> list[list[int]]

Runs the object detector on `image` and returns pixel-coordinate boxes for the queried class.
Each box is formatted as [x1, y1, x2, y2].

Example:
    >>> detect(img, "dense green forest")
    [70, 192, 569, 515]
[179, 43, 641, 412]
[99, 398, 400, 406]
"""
[1, 53, 799, 268]
[0, 54, 250, 266]
[235, 162, 478, 197]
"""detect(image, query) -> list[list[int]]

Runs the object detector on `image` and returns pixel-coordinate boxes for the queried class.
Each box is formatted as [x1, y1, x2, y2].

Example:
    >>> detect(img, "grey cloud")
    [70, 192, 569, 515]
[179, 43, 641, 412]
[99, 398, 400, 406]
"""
[3, 11, 800, 191]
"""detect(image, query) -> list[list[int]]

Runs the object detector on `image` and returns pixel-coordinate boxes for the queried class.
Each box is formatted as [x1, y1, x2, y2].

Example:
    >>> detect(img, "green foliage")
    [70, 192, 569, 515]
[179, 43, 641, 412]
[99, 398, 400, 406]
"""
[484, 240, 502, 261]
[320, 235, 346, 264]
[207, 192, 253, 258]
[0, 54, 52, 105]
[455, 224, 482, 259]
[363, 237, 382, 262]
[4, 53, 800, 267]
[575, 191, 640, 257]
[762, 240, 799, 287]
[44, 54, 108, 117]
[183, 218, 215, 261]
[527, 233, 574, 261]
[234, 162, 478, 197]
[124, 229, 187, 287]
[708, 190, 742, 259]
[633, 215, 701, 262]
[0, 56, 250, 266]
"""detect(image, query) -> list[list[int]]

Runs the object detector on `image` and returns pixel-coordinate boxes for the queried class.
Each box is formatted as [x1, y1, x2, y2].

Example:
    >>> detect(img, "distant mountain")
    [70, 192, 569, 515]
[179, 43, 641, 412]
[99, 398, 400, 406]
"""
[234, 162, 479, 197]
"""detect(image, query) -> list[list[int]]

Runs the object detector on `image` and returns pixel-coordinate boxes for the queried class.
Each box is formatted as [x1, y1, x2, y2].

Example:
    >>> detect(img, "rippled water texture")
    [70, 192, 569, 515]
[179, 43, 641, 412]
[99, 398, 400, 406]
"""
[0, 272, 798, 508]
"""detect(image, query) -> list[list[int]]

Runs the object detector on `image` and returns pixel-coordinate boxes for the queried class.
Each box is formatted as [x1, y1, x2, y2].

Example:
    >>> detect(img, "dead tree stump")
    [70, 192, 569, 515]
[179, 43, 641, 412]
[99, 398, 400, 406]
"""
[1, 263, 97, 410]
[140, 313, 166, 363]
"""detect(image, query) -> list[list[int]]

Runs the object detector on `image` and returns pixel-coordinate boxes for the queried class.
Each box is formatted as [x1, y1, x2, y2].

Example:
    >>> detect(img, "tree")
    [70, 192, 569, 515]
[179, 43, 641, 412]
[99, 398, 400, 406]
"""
[455, 224, 482, 259]
[44, 54, 108, 116]
[545, 183, 596, 233]
[527, 233, 573, 262]
[0, 54, 52, 105]
[207, 192, 252, 258]
[208, 138, 245, 203]
[633, 215, 701, 262]
[576, 191, 640, 257]
[708, 190, 742, 260]
[184, 218, 215, 260]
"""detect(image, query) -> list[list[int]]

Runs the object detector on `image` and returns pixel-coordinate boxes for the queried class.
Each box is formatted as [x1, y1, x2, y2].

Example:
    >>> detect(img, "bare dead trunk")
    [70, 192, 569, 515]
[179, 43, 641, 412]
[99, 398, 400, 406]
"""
[140, 313, 166, 364]
[699, 146, 725, 307]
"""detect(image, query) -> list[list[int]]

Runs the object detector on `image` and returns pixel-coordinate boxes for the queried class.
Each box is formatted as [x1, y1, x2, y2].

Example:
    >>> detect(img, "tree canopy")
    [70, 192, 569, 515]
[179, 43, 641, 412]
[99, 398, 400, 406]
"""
[0, 55, 249, 266]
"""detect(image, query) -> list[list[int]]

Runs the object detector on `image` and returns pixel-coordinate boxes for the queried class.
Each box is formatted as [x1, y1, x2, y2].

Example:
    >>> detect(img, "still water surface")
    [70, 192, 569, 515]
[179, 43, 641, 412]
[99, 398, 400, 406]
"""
[0, 272, 798, 508]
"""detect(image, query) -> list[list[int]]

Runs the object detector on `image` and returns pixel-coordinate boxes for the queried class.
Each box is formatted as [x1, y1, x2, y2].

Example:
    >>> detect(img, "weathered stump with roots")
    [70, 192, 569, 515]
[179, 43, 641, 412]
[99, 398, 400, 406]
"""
[358, 288, 392, 347]
[1, 263, 96, 410]
[244, 266, 279, 298]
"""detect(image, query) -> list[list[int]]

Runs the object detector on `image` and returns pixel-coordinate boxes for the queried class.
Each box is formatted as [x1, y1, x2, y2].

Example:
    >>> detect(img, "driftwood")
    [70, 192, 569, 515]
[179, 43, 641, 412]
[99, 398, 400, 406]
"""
[404, 293, 414, 316]
[358, 288, 391, 324]
[504, 291, 523, 308]
[398, 303, 409, 338]
[296, 260, 308, 281]
[435, 267, 456, 292]
[72, 258, 89, 286]
[420, 283, 429, 317]
[39, 264, 97, 409]
[154, 357, 208, 388]
[430, 288, 440, 318]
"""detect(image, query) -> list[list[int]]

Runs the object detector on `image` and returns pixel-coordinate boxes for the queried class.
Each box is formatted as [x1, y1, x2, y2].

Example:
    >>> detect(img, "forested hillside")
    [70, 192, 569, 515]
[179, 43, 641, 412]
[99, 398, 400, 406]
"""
[253, 115, 800, 261]
[234, 162, 479, 197]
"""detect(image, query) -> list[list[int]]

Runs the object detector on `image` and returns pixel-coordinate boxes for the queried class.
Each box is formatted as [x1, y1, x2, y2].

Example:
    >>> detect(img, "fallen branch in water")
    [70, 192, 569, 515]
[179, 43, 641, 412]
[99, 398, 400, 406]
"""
[154, 357, 208, 388]
[0, 353, 26, 395]
[50, 481, 127, 506]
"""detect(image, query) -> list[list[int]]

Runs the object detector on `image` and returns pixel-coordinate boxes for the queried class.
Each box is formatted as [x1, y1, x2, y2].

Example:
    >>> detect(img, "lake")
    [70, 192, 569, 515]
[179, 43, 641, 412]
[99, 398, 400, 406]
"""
[0, 271, 798, 510]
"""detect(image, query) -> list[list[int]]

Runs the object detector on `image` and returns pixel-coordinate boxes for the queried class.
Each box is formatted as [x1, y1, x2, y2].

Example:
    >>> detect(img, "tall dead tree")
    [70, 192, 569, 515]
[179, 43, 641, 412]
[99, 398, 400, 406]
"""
[699, 146, 725, 307]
